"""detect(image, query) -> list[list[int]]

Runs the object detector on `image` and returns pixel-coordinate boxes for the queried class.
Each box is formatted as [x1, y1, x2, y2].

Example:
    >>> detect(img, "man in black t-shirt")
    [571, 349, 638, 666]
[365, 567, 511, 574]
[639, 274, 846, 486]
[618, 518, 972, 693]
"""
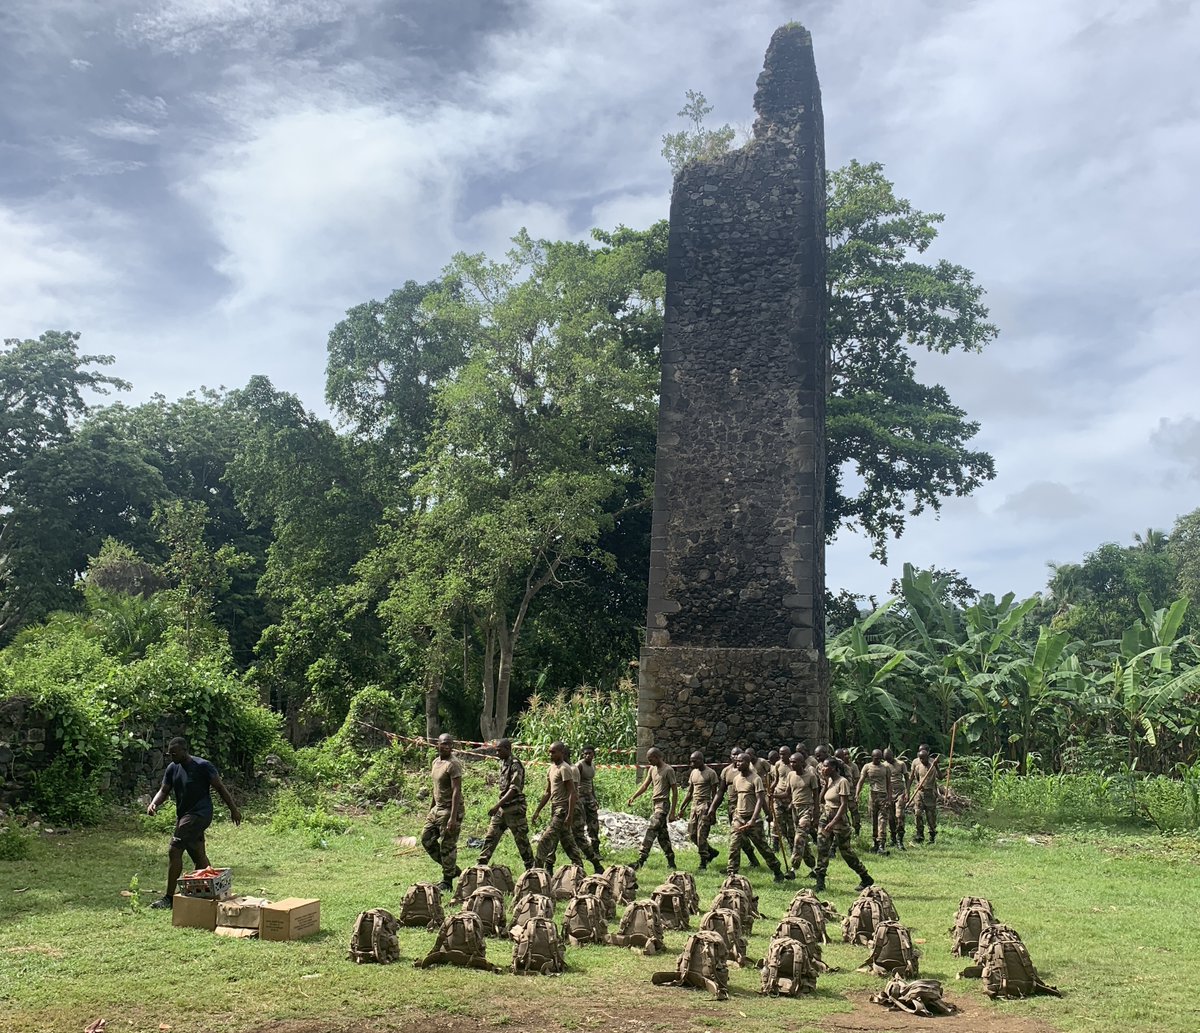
[146, 737, 242, 909]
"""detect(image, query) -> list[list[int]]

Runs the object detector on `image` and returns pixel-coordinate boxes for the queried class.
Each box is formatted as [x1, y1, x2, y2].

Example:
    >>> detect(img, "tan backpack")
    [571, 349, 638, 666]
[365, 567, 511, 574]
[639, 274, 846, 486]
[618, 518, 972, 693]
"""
[398, 882, 444, 930]
[950, 898, 995, 958]
[465, 886, 507, 938]
[966, 924, 1061, 998]
[490, 864, 515, 895]
[414, 911, 498, 971]
[452, 864, 497, 904]
[858, 920, 920, 977]
[871, 974, 960, 1016]
[510, 892, 555, 932]
[710, 887, 755, 937]
[651, 883, 691, 931]
[772, 916, 828, 971]
[787, 890, 835, 944]
[860, 885, 900, 922]
[561, 893, 608, 946]
[843, 895, 885, 946]
[758, 936, 818, 996]
[514, 867, 553, 902]
[347, 908, 400, 965]
[510, 916, 566, 975]
[667, 871, 700, 915]
[720, 874, 761, 916]
[699, 907, 747, 966]
[550, 864, 587, 901]
[578, 874, 617, 920]
[605, 864, 640, 904]
[607, 898, 666, 956]
[651, 930, 730, 1000]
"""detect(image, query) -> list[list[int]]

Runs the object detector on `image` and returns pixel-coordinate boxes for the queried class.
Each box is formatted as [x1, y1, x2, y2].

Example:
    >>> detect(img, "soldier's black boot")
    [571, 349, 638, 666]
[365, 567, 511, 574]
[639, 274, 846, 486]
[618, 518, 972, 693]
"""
[592, 860, 605, 874]
[813, 873, 826, 893]
[929, 830, 937, 844]
[666, 853, 677, 870]
[897, 831, 906, 851]
[744, 842, 761, 868]
[855, 871, 874, 892]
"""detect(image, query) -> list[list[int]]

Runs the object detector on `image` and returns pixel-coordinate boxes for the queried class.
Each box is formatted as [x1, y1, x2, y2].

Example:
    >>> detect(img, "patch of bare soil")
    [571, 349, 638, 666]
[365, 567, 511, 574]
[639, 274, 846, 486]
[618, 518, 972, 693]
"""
[820, 990, 1056, 1033]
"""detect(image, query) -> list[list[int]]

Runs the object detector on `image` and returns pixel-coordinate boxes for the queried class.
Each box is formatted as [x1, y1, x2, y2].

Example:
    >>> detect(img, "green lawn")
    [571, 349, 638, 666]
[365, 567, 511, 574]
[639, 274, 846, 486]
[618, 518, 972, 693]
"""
[2, 804, 1197, 1033]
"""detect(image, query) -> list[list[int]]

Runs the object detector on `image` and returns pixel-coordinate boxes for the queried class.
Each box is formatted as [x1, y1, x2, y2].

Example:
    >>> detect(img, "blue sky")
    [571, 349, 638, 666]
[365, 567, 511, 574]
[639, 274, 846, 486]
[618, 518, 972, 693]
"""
[3, 0, 1198, 602]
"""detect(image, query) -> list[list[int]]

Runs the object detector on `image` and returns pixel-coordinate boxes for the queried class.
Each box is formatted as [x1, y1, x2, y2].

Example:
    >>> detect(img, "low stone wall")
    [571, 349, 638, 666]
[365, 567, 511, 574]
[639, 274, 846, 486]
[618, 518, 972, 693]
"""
[638, 645, 828, 763]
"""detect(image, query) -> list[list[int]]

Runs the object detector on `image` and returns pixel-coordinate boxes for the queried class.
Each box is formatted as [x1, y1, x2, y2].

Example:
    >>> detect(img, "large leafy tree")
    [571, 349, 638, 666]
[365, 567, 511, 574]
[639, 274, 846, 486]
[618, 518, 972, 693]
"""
[375, 230, 661, 739]
[662, 100, 998, 561]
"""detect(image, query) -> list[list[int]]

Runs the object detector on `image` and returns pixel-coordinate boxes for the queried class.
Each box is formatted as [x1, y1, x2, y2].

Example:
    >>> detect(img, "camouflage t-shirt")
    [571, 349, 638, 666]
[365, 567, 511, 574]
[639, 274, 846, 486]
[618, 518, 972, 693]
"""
[431, 755, 463, 809]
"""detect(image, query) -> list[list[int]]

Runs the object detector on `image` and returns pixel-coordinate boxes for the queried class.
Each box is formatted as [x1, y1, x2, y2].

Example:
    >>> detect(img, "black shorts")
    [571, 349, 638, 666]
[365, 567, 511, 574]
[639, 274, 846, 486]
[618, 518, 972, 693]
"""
[171, 813, 212, 849]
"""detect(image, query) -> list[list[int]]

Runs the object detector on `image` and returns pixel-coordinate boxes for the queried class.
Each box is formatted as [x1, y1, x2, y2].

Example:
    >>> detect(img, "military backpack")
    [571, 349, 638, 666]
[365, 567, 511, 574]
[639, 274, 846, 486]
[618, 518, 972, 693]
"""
[578, 874, 617, 920]
[710, 887, 756, 937]
[347, 908, 400, 965]
[843, 895, 886, 946]
[950, 898, 995, 958]
[758, 935, 818, 997]
[607, 898, 666, 956]
[871, 975, 960, 1016]
[720, 873, 761, 916]
[860, 884, 900, 922]
[968, 924, 1061, 998]
[699, 907, 747, 966]
[605, 864, 639, 904]
[667, 870, 700, 915]
[651, 883, 691, 931]
[787, 889, 835, 943]
[511, 916, 566, 975]
[561, 893, 608, 946]
[465, 886, 508, 938]
[490, 863, 515, 895]
[858, 920, 920, 977]
[772, 916, 828, 970]
[452, 864, 497, 904]
[651, 930, 730, 1000]
[550, 863, 587, 901]
[514, 867, 553, 902]
[414, 911, 498, 971]
[511, 892, 556, 931]
[398, 882, 444, 930]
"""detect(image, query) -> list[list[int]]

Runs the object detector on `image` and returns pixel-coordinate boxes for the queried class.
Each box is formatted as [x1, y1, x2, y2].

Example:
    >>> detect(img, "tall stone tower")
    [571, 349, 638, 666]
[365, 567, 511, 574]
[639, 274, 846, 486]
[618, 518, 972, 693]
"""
[637, 24, 828, 762]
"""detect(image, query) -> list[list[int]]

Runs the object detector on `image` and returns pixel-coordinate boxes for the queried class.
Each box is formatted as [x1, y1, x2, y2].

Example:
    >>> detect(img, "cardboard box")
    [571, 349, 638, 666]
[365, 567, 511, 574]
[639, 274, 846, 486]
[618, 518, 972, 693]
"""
[172, 893, 220, 931]
[259, 898, 320, 941]
[218, 896, 269, 930]
[214, 925, 258, 939]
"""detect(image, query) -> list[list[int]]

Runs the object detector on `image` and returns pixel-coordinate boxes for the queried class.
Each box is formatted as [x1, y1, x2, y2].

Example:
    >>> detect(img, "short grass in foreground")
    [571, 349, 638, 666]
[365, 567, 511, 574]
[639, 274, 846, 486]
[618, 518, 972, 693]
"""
[1, 801, 1197, 1033]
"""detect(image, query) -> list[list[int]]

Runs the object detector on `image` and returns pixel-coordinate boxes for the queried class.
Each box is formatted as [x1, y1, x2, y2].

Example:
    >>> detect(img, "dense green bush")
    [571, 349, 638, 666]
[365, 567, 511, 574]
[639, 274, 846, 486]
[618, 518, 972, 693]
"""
[514, 683, 636, 760]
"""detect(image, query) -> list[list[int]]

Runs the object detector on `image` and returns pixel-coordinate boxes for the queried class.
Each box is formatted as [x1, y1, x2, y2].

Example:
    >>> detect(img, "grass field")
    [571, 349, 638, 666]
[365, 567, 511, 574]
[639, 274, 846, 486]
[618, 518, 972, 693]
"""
[2, 790, 1198, 1033]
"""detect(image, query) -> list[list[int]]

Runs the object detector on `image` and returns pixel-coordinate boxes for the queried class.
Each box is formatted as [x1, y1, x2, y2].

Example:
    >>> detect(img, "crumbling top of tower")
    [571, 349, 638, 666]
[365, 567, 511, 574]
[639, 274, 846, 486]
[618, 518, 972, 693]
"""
[752, 23, 820, 139]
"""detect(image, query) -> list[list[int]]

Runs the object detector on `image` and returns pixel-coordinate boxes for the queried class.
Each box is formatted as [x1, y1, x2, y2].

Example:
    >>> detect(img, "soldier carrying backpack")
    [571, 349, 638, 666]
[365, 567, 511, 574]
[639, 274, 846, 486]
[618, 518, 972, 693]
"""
[348, 908, 401, 965]
[651, 930, 730, 1001]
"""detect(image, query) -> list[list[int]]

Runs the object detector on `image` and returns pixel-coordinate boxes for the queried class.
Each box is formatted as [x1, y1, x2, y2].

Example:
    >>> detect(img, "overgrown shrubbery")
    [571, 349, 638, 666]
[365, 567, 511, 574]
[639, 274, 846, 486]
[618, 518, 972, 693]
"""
[514, 683, 636, 760]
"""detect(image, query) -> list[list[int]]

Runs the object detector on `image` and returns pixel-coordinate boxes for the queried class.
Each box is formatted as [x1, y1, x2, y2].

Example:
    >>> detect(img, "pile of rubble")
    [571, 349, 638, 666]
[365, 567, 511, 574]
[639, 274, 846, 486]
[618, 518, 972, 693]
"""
[596, 809, 698, 851]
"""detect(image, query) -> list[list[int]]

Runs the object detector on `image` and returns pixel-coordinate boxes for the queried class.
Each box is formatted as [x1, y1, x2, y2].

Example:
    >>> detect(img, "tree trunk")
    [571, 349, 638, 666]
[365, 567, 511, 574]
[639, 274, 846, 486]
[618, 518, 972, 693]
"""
[424, 666, 442, 740]
[494, 620, 514, 741]
[480, 627, 498, 741]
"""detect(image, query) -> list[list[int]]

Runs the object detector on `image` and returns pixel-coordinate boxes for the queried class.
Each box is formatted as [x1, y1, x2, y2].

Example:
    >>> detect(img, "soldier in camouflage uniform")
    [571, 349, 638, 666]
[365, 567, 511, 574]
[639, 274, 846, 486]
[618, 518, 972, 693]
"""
[421, 734, 465, 889]
[564, 745, 604, 873]
[532, 741, 586, 873]
[719, 748, 760, 867]
[476, 738, 535, 870]
[910, 744, 940, 844]
[771, 745, 795, 871]
[711, 752, 786, 881]
[836, 747, 862, 836]
[628, 746, 678, 869]
[884, 748, 910, 850]
[576, 744, 603, 858]
[855, 749, 893, 855]
[813, 756, 873, 894]
[680, 750, 719, 869]
[784, 750, 820, 874]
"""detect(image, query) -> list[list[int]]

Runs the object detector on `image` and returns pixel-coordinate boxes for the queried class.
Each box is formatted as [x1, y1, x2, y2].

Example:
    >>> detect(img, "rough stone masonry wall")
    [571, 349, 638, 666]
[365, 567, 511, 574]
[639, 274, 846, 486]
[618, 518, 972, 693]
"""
[638, 25, 829, 763]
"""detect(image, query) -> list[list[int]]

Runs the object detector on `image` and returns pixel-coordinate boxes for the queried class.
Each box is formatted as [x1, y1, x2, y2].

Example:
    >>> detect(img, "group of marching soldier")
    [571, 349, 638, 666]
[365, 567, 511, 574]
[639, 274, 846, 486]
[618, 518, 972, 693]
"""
[422, 734, 941, 896]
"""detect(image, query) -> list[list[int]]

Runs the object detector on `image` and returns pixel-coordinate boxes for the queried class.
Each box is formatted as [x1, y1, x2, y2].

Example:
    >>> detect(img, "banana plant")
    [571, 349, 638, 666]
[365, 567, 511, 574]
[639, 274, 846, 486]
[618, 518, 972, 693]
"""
[828, 599, 911, 746]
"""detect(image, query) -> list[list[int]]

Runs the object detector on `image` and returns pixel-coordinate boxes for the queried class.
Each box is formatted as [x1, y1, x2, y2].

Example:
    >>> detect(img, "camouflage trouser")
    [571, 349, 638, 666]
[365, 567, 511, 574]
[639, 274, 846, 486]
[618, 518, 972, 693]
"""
[688, 807, 715, 861]
[914, 796, 937, 840]
[535, 805, 584, 871]
[578, 793, 601, 855]
[639, 805, 675, 862]
[868, 792, 890, 844]
[814, 814, 869, 880]
[890, 794, 907, 841]
[791, 811, 817, 871]
[477, 804, 535, 868]
[421, 806, 460, 881]
[726, 795, 759, 863]
[728, 818, 781, 876]
[572, 800, 602, 865]
[772, 801, 795, 860]
[850, 792, 862, 835]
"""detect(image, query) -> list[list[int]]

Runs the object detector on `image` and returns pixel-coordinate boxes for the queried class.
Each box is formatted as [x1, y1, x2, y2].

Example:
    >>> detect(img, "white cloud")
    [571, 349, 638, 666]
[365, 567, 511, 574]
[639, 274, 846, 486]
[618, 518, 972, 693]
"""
[124, 0, 351, 53]
[88, 118, 161, 143]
